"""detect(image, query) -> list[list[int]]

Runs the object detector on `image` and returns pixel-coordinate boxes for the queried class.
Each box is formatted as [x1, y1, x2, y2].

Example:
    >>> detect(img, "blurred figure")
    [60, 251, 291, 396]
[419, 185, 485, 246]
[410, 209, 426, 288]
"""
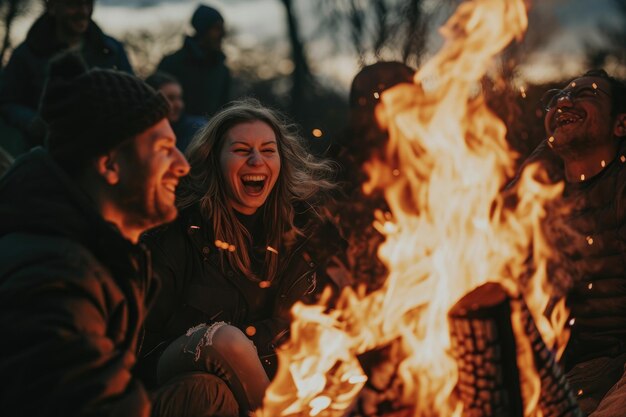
[0, 51, 189, 417]
[328, 61, 415, 292]
[0, 0, 133, 148]
[145, 71, 206, 152]
[157, 4, 231, 118]
[0, 146, 13, 178]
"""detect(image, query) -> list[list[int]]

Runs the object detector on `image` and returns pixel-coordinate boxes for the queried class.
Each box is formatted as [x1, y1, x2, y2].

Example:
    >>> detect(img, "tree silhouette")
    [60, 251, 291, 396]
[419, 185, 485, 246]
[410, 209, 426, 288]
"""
[311, 0, 457, 68]
[0, 0, 35, 68]
[277, 0, 315, 121]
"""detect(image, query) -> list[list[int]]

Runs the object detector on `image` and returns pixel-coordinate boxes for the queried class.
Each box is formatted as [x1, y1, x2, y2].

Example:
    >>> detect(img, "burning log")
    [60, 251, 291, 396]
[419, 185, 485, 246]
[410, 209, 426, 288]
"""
[352, 341, 413, 417]
[448, 282, 523, 417]
[516, 292, 582, 417]
[448, 282, 583, 417]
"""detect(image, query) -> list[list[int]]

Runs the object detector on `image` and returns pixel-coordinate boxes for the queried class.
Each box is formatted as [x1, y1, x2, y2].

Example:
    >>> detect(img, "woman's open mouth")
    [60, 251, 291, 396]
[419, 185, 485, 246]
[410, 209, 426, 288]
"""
[241, 174, 268, 195]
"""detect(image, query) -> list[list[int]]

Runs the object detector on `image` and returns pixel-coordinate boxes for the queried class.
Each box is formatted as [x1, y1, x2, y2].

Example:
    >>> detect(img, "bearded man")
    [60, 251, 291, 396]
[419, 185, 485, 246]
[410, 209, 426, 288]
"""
[0, 52, 189, 416]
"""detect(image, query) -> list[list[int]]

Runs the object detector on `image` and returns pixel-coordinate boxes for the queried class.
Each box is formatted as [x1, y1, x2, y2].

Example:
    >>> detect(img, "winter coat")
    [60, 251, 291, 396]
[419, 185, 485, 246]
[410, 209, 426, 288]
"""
[0, 148, 155, 417]
[171, 113, 206, 152]
[0, 14, 133, 144]
[137, 204, 345, 383]
[157, 37, 230, 118]
[558, 141, 626, 370]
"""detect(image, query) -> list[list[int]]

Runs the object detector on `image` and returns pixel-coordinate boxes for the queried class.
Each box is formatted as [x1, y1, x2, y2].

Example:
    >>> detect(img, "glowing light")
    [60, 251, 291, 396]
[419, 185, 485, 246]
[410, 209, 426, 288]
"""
[373, 92, 380, 99]
[520, 86, 527, 98]
[588, 283, 593, 290]
[548, 136, 555, 143]
[312, 129, 323, 138]
[580, 174, 586, 181]
[246, 326, 257, 336]
[592, 83, 598, 90]
[586, 236, 594, 245]
[621, 155, 626, 163]
[309, 396, 331, 416]
[348, 375, 368, 384]
[569, 318, 576, 326]
[601, 160, 606, 168]
[215, 240, 234, 251]
[259, 280, 272, 289]
[266, 245, 279, 255]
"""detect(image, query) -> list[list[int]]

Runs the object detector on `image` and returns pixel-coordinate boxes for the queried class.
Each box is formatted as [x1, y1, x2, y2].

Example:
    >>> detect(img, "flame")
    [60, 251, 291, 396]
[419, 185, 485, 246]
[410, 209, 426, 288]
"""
[258, 1, 569, 416]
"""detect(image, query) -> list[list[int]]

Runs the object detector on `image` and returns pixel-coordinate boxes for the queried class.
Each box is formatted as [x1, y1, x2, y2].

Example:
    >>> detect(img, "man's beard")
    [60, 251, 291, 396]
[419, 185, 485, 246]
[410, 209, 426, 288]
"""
[115, 172, 178, 234]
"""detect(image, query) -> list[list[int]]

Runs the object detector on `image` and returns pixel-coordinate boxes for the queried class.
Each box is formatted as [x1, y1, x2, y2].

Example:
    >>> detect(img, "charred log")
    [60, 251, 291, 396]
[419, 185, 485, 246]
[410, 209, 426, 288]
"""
[514, 297, 583, 417]
[351, 340, 413, 417]
[448, 282, 523, 417]
[448, 282, 583, 417]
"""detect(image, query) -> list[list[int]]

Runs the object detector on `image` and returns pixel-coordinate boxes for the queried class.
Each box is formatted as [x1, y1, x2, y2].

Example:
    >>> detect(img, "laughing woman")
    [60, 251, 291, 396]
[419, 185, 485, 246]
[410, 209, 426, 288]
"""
[138, 99, 344, 415]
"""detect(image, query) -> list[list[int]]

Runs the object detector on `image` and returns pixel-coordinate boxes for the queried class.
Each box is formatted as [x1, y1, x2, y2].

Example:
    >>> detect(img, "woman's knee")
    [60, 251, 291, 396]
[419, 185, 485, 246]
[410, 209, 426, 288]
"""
[211, 324, 258, 360]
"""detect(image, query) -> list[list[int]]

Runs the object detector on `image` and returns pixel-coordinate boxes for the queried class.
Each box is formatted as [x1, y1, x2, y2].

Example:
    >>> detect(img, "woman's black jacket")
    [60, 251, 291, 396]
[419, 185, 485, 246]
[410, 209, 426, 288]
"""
[137, 204, 345, 384]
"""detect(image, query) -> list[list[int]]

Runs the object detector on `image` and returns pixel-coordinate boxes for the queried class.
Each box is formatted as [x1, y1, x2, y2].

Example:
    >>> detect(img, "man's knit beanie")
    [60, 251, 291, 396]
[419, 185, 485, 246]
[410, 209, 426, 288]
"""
[40, 51, 169, 167]
[191, 4, 224, 35]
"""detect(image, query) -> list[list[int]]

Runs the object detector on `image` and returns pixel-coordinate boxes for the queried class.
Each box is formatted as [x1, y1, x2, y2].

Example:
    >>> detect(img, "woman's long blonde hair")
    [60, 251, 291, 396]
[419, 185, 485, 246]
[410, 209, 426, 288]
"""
[178, 99, 336, 282]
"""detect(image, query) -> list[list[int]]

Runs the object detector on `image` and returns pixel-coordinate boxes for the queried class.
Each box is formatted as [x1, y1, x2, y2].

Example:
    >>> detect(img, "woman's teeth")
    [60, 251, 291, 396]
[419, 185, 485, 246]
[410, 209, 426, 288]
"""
[241, 175, 267, 193]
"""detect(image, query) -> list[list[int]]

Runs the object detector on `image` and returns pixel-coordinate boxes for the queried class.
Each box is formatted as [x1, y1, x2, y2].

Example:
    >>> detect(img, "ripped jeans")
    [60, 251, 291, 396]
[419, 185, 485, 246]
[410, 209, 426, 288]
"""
[157, 322, 270, 414]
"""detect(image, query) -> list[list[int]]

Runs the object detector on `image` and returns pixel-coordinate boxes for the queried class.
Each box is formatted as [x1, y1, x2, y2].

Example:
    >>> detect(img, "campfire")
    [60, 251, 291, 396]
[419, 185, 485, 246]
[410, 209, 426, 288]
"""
[257, 0, 581, 416]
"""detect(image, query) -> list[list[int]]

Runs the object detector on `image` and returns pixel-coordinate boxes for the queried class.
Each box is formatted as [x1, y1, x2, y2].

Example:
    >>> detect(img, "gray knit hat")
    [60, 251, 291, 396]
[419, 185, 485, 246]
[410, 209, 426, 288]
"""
[40, 51, 169, 166]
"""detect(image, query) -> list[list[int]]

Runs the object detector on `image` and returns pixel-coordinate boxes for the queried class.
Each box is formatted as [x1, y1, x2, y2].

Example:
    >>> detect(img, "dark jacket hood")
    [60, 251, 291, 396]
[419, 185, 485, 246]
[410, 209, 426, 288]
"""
[0, 148, 116, 247]
[25, 13, 109, 58]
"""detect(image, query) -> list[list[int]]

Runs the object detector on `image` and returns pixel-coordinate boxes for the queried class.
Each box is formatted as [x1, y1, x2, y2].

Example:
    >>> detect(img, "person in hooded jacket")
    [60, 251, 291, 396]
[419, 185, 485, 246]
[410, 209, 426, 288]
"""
[0, 51, 191, 417]
[326, 61, 415, 293]
[137, 99, 346, 415]
[0, 0, 132, 148]
[157, 4, 230, 118]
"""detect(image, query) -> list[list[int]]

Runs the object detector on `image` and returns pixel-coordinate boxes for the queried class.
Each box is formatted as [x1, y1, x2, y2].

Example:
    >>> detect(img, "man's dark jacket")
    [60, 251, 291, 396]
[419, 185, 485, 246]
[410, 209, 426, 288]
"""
[0, 148, 155, 416]
[0, 14, 132, 142]
[157, 36, 230, 118]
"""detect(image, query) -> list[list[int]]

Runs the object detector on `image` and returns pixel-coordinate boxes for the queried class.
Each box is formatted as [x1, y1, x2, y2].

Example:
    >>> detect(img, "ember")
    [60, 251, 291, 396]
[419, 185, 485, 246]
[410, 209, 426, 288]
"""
[257, 0, 574, 416]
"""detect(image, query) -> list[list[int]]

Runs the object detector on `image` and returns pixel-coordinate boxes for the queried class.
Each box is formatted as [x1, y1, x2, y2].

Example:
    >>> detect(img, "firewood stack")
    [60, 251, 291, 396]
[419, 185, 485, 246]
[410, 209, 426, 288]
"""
[448, 282, 583, 417]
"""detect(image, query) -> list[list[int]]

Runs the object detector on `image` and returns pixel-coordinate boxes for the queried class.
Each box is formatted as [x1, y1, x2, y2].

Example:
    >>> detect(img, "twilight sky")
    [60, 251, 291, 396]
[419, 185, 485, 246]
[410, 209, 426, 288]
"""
[10, 0, 620, 88]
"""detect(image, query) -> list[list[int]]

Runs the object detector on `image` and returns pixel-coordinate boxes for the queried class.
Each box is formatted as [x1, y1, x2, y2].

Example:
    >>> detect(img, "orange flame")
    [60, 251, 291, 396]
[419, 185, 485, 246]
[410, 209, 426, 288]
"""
[258, 1, 568, 416]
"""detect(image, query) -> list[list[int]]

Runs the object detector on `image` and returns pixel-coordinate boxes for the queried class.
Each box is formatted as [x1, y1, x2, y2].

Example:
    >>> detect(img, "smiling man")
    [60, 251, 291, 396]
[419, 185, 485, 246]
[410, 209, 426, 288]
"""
[0, 52, 189, 416]
[525, 69, 626, 416]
